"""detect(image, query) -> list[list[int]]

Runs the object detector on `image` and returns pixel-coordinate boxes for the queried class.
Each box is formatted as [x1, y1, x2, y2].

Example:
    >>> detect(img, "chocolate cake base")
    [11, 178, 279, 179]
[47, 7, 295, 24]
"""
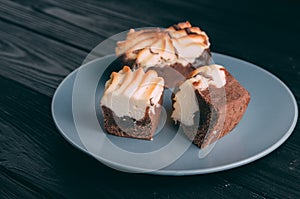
[121, 49, 212, 88]
[101, 98, 163, 140]
[147, 63, 193, 88]
[180, 70, 250, 148]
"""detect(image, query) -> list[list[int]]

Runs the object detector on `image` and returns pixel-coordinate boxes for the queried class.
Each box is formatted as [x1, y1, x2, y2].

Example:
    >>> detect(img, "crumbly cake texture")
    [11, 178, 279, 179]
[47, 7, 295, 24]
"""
[172, 65, 250, 148]
[101, 98, 162, 140]
[100, 66, 164, 140]
[115, 21, 211, 87]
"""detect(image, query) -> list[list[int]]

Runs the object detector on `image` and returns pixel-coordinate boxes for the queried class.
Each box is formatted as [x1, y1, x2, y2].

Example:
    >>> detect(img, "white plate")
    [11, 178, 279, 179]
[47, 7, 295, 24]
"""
[51, 53, 298, 175]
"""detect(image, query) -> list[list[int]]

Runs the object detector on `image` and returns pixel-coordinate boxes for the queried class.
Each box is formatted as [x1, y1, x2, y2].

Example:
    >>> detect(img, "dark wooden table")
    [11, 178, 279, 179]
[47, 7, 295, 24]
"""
[1, 0, 300, 198]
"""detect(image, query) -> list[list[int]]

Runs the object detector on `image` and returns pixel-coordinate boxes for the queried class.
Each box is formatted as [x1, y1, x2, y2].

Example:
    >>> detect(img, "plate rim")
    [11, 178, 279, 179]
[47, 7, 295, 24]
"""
[51, 52, 298, 175]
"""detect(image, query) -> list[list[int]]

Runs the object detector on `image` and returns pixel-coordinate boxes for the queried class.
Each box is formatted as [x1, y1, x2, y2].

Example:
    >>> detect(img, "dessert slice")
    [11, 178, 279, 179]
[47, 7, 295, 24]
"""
[115, 21, 211, 87]
[101, 66, 164, 140]
[172, 65, 250, 148]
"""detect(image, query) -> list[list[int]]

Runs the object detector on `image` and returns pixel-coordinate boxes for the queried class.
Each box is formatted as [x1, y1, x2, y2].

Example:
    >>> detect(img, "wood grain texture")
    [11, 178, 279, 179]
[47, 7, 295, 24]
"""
[0, 0, 300, 198]
[0, 18, 86, 96]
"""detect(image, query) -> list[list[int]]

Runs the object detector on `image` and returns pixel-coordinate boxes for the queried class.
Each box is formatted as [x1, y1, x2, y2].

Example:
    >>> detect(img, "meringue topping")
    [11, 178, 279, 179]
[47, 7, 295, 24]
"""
[189, 64, 226, 90]
[116, 21, 210, 68]
[171, 65, 226, 126]
[101, 66, 164, 120]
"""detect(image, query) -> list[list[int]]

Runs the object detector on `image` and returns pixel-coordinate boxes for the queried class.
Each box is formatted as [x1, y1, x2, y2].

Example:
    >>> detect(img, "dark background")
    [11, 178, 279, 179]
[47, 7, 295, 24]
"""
[1, 0, 299, 198]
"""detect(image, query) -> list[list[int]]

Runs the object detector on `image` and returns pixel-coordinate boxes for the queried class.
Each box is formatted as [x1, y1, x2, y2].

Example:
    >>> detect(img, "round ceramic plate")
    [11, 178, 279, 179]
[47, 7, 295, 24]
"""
[52, 53, 298, 175]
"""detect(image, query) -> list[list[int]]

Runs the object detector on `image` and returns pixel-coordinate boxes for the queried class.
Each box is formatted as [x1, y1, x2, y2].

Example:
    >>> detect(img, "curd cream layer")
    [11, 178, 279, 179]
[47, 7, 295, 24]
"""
[172, 65, 226, 126]
[101, 66, 164, 120]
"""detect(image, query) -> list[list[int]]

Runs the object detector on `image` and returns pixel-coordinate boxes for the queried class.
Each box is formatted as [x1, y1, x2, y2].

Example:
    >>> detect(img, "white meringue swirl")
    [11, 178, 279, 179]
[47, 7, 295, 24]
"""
[101, 66, 164, 120]
[116, 21, 210, 68]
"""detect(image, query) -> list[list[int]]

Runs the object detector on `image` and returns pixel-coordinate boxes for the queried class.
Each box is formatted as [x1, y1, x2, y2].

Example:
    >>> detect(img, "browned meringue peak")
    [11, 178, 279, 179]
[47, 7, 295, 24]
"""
[115, 21, 210, 68]
[101, 66, 164, 120]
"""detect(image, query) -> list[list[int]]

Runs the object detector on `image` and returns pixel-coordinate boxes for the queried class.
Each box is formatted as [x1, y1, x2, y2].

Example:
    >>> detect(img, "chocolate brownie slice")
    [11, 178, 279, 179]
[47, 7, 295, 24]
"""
[101, 66, 164, 140]
[172, 65, 250, 148]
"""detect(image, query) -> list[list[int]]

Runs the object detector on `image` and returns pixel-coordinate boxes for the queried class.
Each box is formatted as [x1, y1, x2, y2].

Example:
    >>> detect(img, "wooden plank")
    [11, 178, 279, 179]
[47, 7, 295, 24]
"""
[0, 0, 101, 51]
[15, 0, 156, 29]
[219, 149, 300, 198]
[0, 0, 157, 52]
[0, 19, 86, 96]
[0, 76, 103, 198]
[0, 166, 66, 198]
